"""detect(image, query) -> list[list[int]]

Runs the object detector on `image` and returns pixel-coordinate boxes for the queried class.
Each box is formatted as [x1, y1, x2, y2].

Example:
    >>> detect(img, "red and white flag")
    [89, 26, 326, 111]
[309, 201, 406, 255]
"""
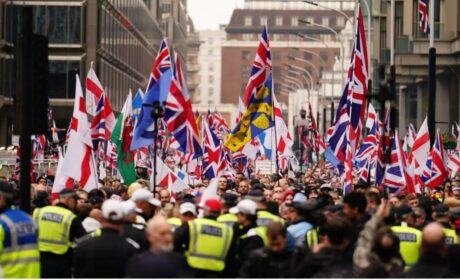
[60, 75, 98, 191]
[408, 117, 430, 174]
[85, 63, 104, 116]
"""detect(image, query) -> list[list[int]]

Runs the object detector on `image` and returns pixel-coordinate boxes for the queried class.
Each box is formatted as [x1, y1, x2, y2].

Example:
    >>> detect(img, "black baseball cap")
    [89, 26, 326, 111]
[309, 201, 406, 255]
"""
[59, 189, 79, 200]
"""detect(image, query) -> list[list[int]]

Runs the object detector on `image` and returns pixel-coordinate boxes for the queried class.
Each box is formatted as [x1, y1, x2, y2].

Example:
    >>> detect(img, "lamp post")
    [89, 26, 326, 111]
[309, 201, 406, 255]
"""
[298, 20, 345, 87]
[150, 101, 164, 196]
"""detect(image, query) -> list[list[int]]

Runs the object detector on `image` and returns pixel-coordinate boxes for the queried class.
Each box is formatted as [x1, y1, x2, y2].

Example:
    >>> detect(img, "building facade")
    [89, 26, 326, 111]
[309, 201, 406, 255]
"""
[196, 27, 226, 105]
[221, 0, 353, 134]
[0, 0, 193, 147]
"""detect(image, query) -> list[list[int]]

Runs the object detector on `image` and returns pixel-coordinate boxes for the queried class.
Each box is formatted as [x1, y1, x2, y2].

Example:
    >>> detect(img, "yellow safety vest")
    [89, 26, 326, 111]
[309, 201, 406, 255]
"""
[186, 218, 233, 272]
[241, 227, 268, 245]
[168, 217, 182, 231]
[391, 225, 421, 270]
[33, 206, 75, 255]
[217, 213, 238, 227]
[444, 228, 458, 245]
[305, 228, 319, 249]
[256, 210, 284, 227]
[0, 209, 40, 278]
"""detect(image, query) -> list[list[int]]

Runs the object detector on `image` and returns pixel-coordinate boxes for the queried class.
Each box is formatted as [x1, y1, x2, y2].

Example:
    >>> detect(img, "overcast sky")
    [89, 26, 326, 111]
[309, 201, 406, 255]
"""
[188, 0, 244, 30]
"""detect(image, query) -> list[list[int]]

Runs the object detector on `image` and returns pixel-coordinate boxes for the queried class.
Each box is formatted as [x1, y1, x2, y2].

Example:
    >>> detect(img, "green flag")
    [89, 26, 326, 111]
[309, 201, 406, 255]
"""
[110, 91, 136, 185]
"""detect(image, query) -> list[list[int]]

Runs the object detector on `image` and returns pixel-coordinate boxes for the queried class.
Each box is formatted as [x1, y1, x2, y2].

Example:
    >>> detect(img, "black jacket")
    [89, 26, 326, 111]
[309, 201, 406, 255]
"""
[239, 246, 306, 278]
[73, 228, 138, 278]
[345, 213, 371, 261]
[125, 251, 193, 278]
[296, 247, 352, 278]
[123, 223, 149, 251]
[402, 254, 456, 278]
[233, 222, 265, 268]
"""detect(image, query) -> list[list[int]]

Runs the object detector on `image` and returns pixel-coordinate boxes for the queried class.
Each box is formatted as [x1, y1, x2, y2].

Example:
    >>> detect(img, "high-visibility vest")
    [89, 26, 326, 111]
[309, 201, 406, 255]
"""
[217, 213, 238, 227]
[256, 210, 284, 227]
[33, 206, 75, 255]
[0, 209, 40, 278]
[444, 228, 458, 245]
[241, 227, 268, 245]
[305, 228, 319, 249]
[168, 217, 182, 231]
[391, 225, 421, 270]
[186, 218, 233, 272]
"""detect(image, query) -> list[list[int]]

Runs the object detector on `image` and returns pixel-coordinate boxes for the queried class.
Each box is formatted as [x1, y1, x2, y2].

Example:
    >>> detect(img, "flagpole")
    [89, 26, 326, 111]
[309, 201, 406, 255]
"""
[90, 149, 99, 189]
[427, 0, 436, 146]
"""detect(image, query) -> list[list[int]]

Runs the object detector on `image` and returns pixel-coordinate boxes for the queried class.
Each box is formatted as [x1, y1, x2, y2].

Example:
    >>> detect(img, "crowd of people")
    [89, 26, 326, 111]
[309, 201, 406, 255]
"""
[2, 164, 460, 278]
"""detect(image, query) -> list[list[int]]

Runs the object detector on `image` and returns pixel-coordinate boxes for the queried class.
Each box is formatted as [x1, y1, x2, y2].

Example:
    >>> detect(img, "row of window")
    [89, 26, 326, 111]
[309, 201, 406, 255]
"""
[241, 50, 330, 61]
[243, 15, 345, 28]
[99, 7, 154, 82]
[239, 33, 334, 42]
[4, 4, 84, 45]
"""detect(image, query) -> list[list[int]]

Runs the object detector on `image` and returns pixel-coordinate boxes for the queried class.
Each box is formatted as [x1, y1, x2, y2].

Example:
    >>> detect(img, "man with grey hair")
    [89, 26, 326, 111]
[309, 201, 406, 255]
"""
[125, 215, 192, 277]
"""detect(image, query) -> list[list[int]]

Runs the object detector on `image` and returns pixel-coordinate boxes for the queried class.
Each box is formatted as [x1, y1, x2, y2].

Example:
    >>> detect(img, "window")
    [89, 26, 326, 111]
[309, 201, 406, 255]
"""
[208, 49, 213, 55]
[48, 60, 81, 98]
[208, 100, 214, 105]
[208, 37, 213, 45]
[304, 52, 312, 60]
[208, 88, 214, 96]
[241, 65, 251, 78]
[320, 51, 328, 61]
[208, 64, 214, 71]
[305, 16, 314, 24]
[273, 52, 281, 60]
[275, 16, 283, 26]
[273, 34, 281, 41]
[336, 17, 344, 27]
[260, 16, 268, 26]
[322, 17, 329, 26]
[291, 16, 298, 26]
[243, 33, 252, 41]
[244, 16, 252, 26]
[288, 50, 296, 60]
[242, 51, 250, 60]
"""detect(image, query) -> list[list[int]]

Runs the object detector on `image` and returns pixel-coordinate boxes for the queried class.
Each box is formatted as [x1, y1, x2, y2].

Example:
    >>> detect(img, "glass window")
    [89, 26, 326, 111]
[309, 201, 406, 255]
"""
[244, 16, 252, 26]
[208, 75, 214, 83]
[242, 51, 250, 60]
[291, 16, 298, 26]
[288, 50, 296, 60]
[322, 17, 329, 26]
[208, 88, 213, 96]
[243, 33, 252, 41]
[275, 16, 283, 26]
[48, 60, 81, 99]
[304, 52, 312, 60]
[320, 51, 328, 61]
[336, 17, 344, 27]
[273, 34, 281, 41]
[208, 64, 214, 71]
[260, 16, 268, 26]
[305, 17, 314, 24]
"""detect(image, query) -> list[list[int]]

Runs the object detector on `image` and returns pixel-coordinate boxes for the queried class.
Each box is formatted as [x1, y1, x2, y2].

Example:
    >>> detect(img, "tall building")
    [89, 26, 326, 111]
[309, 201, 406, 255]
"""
[196, 27, 226, 105]
[0, 0, 192, 147]
[370, 0, 460, 133]
[221, 0, 353, 119]
[186, 14, 201, 99]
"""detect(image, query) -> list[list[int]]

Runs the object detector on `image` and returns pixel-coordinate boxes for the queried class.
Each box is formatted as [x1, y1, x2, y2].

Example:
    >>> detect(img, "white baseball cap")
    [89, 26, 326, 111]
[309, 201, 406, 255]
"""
[102, 199, 125, 222]
[229, 199, 257, 215]
[131, 188, 161, 207]
[179, 202, 197, 216]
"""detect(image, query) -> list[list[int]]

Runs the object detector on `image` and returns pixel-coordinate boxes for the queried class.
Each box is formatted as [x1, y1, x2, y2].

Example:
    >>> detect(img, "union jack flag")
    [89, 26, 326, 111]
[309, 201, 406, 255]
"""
[202, 118, 225, 179]
[213, 111, 230, 137]
[375, 121, 385, 186]
[426, 129, 448, 188]
[242, 25, 272, 107]
[164, 53, 202, 160]
[383, 131, 414, 193]
[419, 0, 430, 34]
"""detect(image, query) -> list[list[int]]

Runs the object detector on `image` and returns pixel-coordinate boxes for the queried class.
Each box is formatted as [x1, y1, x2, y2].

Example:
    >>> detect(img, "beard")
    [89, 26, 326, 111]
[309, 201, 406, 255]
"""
[155, 243, 173, 253]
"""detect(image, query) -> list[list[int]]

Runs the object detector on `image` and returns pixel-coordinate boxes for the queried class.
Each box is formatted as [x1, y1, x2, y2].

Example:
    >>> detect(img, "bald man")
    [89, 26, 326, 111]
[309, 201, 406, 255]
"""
[125, 215, 192, 277]
[403, 223, 455, 277]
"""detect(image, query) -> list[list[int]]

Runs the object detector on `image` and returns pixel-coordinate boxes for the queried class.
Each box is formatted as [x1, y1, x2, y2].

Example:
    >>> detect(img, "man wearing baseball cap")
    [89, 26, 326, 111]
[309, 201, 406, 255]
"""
[131, 188, 161, 229]
[174, 198, 235, 277]
[230, 199, 265, 267]
[73, 199, 139, 277]
[391, 204, 422, 270]
[168, 202, 198, 232]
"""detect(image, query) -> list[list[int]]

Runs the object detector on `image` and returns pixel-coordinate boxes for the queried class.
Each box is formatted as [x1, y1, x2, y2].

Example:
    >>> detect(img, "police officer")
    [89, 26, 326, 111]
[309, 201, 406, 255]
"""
[229, 199, 265, 267]
[391, 204, 422, 270]
[432, 204, 458, 245]
[217, 193, 238, 227]
[246, 188, 284, 228]
[0, 181, 40, 278]
[174, 198, 236, 277]
[73, 199, 139, 277]
[168, 202, 198, 232]
[33, 189, 86, 278]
